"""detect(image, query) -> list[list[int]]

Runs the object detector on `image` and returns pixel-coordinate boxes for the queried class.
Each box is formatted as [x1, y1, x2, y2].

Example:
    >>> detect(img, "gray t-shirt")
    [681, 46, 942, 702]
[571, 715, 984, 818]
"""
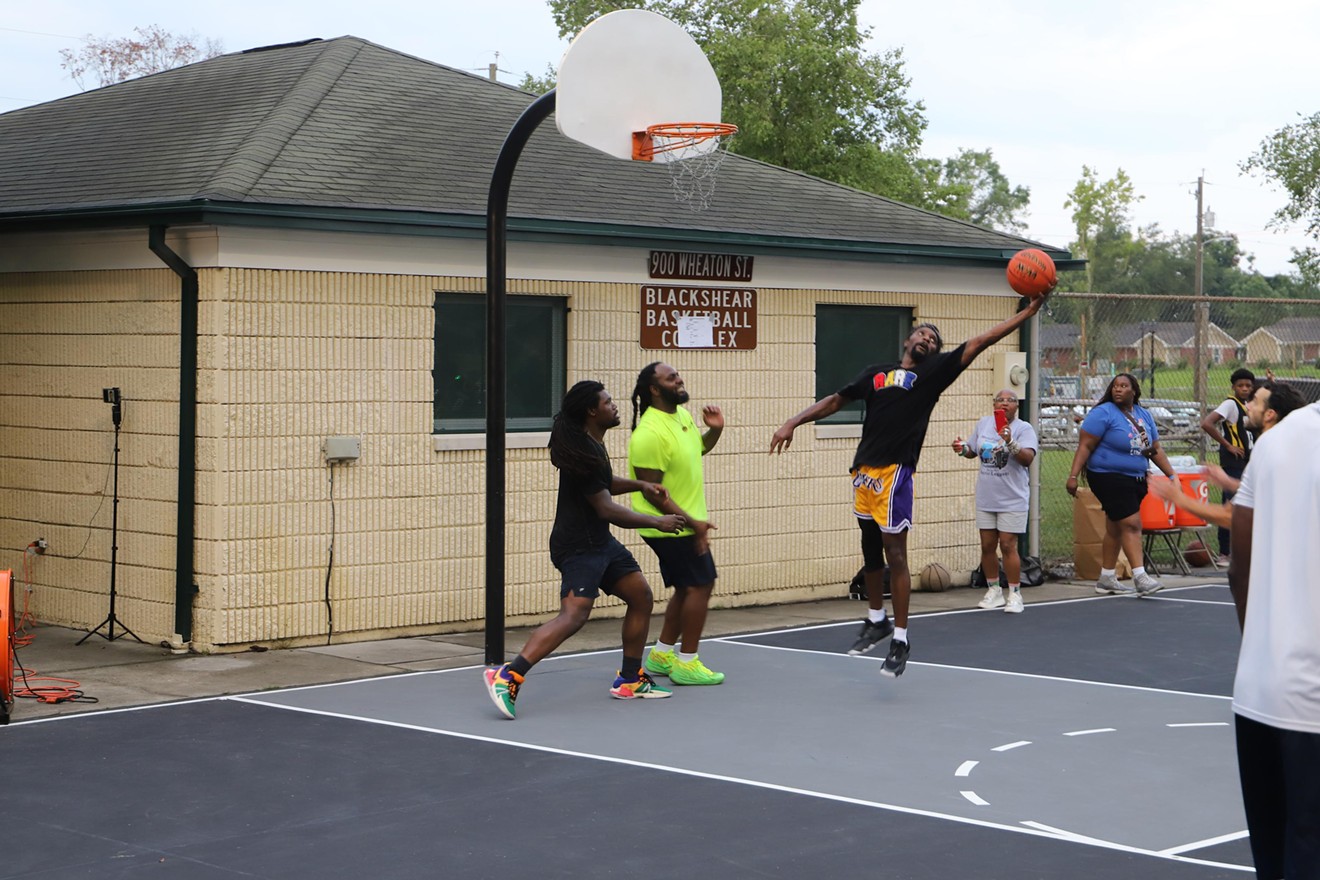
[968, 415, 1038, 513]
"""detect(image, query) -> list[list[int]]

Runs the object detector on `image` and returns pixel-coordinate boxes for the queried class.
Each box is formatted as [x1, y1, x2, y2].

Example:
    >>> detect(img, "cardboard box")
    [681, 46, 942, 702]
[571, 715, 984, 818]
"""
[1073, 487, 1133, 580]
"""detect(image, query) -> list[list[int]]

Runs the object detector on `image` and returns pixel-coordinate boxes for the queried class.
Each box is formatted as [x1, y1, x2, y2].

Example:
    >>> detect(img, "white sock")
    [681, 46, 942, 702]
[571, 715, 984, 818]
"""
[1009, 583, 1021, 593]
[677, 651, 697, 663]
[654, 641, 675, 654]
[1100, 568, 1116, 578]
[1132, 566, 1146, 578]
[868, 608, 888, 624]
[986, 580, 1000, 590]
[893, 626, 908, 644]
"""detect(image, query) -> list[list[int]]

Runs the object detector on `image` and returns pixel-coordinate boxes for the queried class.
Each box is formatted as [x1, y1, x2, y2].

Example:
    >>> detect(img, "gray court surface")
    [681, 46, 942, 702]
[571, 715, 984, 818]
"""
[1, 585, 1251, 878]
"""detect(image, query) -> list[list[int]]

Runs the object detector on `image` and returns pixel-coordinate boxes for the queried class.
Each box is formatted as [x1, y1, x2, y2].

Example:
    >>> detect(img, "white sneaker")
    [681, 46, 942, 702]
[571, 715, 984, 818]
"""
[1134, 572, 1164, 596]
[1004, 590, 1024, 613]
[978, 585, 1005, 609]
[1095, 573, 1136, 594]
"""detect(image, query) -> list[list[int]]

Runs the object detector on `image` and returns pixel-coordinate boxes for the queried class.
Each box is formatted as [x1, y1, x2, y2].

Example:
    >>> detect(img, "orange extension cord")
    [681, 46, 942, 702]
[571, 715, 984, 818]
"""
[6, 559, 98, 708]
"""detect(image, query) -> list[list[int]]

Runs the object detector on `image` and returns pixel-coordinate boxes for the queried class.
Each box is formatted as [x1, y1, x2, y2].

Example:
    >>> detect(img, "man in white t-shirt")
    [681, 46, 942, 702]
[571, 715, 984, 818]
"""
[1229, 401, 1320, 879]
[953, 390, 1038, 613]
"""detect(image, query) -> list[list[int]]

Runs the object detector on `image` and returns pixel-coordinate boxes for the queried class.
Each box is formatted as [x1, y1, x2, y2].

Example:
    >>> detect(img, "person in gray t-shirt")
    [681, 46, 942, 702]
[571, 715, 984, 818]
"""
[952, 390, 1038, 613]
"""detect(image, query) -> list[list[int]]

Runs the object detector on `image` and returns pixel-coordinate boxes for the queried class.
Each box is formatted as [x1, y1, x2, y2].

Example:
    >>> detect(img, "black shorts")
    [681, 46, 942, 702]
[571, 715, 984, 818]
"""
[1086, 469, 1147, 521]
[642, 535, 717, 588]
[551, 537, 641, 600]
[1235, 714, 1320, 878]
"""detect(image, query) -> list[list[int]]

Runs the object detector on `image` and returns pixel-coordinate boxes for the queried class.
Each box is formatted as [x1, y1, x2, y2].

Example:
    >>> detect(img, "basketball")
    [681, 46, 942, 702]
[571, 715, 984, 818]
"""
[919, 562, 951, 592]
[1184, 540, 1212, 568]
[1006, 248, 1057, 298]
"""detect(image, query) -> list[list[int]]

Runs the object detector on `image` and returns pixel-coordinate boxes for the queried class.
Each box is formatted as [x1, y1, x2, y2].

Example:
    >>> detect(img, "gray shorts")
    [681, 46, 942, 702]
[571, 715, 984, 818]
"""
[975, 509, 1028, 534]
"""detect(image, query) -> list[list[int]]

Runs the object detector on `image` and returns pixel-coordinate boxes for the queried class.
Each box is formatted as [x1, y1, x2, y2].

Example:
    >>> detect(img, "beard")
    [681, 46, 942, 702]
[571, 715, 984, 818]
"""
[659, 386, 690, 407]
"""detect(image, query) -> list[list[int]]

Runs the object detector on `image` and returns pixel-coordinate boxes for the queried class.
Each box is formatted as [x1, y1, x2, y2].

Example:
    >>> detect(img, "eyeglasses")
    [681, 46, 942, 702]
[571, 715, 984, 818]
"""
[993, 397, 1017, 403]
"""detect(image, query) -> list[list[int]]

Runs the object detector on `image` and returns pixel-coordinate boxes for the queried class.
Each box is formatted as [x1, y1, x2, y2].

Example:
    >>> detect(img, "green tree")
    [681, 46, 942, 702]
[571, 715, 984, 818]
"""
[1061, 165, 1142, 292]
[924, 148, 1031, 233]
[544, 0, 929, 200]
[59, 25, 222, 89]
[1242, 112, 1320, 284]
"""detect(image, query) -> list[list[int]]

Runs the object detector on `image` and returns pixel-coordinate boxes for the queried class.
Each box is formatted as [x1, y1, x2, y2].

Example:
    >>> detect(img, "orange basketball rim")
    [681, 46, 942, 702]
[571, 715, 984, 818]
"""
[1, 569, 13, 723]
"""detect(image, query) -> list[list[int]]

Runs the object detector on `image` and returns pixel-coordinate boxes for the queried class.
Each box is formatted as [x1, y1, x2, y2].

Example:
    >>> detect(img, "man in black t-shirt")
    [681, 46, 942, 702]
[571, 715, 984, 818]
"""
[483, 380, 686, 720]
[771, 295, 1048, 678]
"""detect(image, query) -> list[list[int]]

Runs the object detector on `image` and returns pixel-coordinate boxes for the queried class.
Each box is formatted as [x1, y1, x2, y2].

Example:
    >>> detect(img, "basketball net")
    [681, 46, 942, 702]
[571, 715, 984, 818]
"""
[633, 123, 737, 212]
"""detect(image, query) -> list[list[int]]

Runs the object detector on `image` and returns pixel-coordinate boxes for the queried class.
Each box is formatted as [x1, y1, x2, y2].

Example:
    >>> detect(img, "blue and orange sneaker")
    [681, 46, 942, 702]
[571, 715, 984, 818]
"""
[484, 664, 522, 719]
[609, 670, 673, 700]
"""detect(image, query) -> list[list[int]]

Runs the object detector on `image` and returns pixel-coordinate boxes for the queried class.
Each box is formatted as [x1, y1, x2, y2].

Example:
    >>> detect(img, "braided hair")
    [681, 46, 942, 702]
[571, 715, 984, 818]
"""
[630, 361, 662, 430]
[548, 380, 607, 476]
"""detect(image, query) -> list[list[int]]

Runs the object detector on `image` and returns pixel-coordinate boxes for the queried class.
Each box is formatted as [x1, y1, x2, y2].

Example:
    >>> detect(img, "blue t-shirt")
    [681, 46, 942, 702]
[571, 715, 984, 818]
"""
[1080, 402, 1159, 478]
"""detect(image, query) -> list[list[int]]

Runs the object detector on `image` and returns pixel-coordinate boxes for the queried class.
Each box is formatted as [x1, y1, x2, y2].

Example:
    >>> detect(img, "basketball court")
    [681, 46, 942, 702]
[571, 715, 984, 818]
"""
[1, 585, 1251, 878]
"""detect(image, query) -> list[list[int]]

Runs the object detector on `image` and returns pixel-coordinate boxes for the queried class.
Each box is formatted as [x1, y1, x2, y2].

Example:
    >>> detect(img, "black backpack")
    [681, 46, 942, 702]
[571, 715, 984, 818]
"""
[848, 566, 891, 600]
[974, 556, 1045, 588]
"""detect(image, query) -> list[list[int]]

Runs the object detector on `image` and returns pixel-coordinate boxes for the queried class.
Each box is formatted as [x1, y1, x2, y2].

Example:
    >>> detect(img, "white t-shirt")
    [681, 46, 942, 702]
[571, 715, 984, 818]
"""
[966, 415, 1038, 513]
[1232, 402, 1320, 733]
[1212, 397, 1252, 452]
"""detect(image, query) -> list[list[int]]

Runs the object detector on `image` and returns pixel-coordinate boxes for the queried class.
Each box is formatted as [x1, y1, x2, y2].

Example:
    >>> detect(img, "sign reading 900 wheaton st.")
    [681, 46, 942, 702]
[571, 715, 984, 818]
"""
[640, 285, 757, 350]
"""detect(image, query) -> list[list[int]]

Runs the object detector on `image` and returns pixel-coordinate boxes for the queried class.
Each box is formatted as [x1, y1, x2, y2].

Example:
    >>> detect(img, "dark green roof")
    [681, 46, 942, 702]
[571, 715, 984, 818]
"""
[0, 36, 1073, 265]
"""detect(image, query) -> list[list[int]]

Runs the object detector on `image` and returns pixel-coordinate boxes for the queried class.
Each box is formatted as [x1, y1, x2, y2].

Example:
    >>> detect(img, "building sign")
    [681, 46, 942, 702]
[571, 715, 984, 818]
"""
[640, 285, 757, 350]
[648, 250, 754, 283]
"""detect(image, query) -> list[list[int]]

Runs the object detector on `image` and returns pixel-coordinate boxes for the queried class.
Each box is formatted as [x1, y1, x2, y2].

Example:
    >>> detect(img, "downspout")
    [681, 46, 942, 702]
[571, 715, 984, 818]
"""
[1023, 308, 1041, 560]
[148, 226, 199, 645]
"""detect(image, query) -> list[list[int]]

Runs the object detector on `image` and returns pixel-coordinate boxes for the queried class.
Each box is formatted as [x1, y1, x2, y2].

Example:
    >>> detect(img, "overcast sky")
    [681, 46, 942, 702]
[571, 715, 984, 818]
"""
[3, 0, 1317, 278]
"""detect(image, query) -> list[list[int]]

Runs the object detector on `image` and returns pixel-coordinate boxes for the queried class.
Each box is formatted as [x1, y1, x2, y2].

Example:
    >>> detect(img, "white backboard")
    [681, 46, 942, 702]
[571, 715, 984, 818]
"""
[555, 9, 723, 162]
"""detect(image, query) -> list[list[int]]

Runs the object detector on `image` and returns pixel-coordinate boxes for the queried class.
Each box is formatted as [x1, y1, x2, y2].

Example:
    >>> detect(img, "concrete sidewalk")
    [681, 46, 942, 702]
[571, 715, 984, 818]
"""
[5, 574, 1224, 724]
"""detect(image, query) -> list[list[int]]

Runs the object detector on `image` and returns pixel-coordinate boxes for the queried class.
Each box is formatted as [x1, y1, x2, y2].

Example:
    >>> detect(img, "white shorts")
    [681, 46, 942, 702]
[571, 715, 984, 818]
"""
[975, 509, 1028, 534]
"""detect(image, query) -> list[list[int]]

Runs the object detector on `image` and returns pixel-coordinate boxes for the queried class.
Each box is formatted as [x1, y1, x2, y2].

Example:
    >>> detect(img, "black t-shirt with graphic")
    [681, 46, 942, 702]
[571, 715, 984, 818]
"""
[549, 440, 614, 557]
[839, 343, 969, 469]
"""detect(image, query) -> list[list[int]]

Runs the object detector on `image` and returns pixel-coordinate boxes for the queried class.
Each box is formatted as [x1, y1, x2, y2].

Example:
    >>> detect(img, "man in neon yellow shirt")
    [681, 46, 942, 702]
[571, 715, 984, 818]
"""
[629, 362, 726, 686]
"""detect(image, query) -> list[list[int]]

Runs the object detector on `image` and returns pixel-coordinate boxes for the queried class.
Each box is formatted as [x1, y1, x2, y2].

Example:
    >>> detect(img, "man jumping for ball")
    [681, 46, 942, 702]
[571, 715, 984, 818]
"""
[770, 295, 1048, 678]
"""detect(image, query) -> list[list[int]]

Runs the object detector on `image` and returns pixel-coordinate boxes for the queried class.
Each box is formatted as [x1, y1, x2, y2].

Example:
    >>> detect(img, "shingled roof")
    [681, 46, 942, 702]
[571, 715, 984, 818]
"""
[0, 36, 1071, 264]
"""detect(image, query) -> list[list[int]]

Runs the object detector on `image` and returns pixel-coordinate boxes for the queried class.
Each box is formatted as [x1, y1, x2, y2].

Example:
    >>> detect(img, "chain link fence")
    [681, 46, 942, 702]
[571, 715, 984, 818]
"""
[1033, 293, 1320, 567]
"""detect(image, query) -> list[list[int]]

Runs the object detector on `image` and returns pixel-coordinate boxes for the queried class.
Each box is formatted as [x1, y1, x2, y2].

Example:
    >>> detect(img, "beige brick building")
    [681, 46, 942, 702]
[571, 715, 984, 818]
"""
[0, 38, 1072, 651]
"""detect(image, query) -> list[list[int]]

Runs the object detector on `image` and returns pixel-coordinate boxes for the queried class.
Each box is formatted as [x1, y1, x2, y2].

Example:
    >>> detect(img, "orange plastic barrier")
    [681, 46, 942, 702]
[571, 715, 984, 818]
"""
[2, 569, 13, 724]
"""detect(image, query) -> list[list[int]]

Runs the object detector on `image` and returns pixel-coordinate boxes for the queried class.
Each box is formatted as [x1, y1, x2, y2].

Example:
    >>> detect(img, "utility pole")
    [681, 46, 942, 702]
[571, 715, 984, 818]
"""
[1193, 174, 1209, 455]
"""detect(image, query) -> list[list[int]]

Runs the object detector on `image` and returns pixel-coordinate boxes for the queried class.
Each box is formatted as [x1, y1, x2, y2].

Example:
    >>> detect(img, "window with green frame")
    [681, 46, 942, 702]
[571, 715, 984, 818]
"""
[433, 293, 566, 433]
[815, 304, 912, 423]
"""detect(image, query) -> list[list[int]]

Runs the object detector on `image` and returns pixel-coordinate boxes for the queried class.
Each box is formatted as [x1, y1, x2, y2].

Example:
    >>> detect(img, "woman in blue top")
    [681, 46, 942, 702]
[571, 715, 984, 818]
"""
[1065, 373, 1178, 597]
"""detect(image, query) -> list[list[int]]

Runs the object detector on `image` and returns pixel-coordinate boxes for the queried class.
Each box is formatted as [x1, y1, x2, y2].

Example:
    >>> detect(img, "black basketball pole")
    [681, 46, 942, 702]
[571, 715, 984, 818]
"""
[484, 90, 557, 667]
[79, 389, 143, 645]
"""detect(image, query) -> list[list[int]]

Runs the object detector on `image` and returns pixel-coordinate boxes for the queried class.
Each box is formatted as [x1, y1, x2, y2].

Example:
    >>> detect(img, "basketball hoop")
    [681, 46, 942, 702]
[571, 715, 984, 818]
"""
[632, 122, 738, 211]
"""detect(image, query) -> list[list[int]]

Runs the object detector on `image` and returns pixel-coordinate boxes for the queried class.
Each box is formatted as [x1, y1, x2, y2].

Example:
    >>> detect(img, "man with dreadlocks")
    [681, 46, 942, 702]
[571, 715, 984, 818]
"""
[483, 380, 686, 720]
[770, 297, 1048, 679]
[629, 362, 727, 686]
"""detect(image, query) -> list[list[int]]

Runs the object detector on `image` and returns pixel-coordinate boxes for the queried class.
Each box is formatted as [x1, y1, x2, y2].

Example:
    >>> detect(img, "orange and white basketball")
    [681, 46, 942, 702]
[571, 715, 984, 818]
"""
[1006, 249, 1057, 298]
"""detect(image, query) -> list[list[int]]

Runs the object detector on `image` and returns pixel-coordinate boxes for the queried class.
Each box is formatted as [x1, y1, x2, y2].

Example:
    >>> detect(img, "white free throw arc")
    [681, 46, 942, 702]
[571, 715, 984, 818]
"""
[555, 9, 724, 163]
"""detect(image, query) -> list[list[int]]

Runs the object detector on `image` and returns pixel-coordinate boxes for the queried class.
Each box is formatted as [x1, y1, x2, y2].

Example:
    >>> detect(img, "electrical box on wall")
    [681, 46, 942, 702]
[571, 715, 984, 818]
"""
[993, 352, 1030, 396]
[323, 436, 360, 463]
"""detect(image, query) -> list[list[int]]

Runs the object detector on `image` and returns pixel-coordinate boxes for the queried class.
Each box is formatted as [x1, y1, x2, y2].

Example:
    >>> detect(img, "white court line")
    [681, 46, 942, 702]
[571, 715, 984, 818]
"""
[1021, 822, 1250, 873]
[717, 583, 1228, 643]
[992, 740, 1032, 752]
[1146, 596, 1235, 606]
[1160, 829, 1251, 856]
[960, 790, 989, 806]
[955, 760, 978, 777]
[1167, 721, 1230, 728]
[227, 693, 1247, 871]
[1064, 728, 1117, 737]
[720, 639, 1233, 701]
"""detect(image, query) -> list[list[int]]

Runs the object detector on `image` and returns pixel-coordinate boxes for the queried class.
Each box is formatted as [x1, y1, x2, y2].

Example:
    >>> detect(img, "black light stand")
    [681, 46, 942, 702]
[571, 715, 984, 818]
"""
[78, 388, 143, 645]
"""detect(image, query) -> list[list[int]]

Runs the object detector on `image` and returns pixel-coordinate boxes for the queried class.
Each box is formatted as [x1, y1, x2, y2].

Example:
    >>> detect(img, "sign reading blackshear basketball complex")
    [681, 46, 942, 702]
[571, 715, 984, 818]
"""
[641, 251, 757, 350]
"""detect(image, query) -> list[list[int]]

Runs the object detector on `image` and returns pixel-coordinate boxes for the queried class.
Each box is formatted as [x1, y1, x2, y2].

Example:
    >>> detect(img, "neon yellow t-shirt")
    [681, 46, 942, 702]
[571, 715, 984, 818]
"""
[628, 406, 707, 538]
